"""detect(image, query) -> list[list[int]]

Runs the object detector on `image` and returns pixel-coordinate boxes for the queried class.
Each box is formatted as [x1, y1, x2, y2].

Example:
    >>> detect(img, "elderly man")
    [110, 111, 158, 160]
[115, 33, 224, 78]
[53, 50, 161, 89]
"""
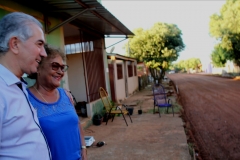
[0, 12, 51, 159]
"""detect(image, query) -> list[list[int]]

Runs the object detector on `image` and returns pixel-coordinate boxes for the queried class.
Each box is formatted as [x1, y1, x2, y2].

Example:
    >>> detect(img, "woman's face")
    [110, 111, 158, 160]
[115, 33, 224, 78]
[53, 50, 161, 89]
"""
[37, 55, 66, 89]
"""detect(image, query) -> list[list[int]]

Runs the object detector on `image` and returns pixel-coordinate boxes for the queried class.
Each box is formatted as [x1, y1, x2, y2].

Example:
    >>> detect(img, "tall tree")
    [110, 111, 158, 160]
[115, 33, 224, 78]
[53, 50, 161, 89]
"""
[178, 60, 185, 70]
[125, 22, 185, 84]
[211, 44, 228, 67]
[209, 0, 240, 66]
[175, 58, 201, 73]
[187, 58, 201, 71]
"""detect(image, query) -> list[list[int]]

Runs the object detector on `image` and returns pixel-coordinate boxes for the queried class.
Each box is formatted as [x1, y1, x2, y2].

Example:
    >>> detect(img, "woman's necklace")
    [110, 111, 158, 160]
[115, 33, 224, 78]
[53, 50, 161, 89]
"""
[33, 86, 58, 103]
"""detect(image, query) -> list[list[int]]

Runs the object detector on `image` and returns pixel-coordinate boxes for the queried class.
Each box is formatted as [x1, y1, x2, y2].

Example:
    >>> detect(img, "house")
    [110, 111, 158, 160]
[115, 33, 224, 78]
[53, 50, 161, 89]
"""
[0, 0, 134, 117]
[107, 53, 138, 103]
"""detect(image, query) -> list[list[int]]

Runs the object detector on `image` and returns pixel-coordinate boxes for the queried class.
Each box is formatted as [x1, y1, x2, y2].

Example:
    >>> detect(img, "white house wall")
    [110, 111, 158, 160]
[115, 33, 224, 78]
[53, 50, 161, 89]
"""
[66, 53, 87, 102]
[127, 76, 138, 95]
[115, 78, 126, 101]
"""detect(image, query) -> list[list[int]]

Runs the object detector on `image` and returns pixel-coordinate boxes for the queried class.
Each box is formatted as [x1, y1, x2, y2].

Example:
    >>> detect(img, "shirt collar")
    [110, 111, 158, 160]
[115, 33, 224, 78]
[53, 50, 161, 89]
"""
[20, 77, 27, 85]
[0, 64, 22, 86]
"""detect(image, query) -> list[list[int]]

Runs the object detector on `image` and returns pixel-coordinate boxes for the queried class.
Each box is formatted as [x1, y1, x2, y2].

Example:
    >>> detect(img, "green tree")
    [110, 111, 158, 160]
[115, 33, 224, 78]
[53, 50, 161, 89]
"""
[125, 22, 185, 84]
[209, 0, 240, 66]
[183, 60, 190, 71]
[177, 60, 186, 71]
[174, 58, 201, 73]
[211, 44, 228, 67]
[170, 61, 184, 72]
[188, 58, 201, 71]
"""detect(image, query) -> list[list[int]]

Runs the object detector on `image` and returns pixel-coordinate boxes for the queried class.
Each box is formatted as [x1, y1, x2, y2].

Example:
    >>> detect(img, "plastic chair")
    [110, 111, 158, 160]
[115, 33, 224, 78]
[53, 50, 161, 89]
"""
[99, 87, 133, 126]
[152, 84, 174, 117]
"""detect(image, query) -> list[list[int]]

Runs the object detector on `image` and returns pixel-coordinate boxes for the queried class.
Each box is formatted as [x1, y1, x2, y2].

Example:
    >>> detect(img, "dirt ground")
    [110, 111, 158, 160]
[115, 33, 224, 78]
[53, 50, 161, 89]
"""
[85, 84, 191, 160]
[167, 73, 240, 160]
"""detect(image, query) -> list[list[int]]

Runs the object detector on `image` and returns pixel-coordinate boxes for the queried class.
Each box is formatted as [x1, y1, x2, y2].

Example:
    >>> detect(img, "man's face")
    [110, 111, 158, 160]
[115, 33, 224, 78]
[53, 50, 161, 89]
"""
[17, 23, 47, 75]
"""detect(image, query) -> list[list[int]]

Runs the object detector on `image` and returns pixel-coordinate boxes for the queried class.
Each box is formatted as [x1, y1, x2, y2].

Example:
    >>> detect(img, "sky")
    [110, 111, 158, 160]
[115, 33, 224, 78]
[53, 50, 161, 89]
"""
[101, 0, 227, 64]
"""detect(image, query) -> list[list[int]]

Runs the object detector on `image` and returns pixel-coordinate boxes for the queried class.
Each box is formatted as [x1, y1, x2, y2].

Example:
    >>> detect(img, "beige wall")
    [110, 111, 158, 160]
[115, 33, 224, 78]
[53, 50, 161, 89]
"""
[127, 76, 138, 95]
[115, 79, 126, 101]
[66, 53, 87, 102]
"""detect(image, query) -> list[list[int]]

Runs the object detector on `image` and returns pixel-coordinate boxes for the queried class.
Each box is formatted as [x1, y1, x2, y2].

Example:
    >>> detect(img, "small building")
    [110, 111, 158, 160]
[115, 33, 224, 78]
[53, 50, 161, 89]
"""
[107, 53, 138, 103]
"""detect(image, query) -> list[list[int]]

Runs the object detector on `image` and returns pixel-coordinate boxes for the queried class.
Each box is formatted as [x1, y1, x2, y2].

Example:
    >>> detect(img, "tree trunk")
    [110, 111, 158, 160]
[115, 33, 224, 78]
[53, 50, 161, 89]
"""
[149, 67, 165, 85]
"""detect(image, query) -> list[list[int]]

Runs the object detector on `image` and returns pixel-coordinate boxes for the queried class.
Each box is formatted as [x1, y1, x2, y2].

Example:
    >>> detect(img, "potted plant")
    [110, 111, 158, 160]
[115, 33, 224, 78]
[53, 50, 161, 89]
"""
[138, 106, 142, 115]
[137, 100, 143, 115]
[102, 109, 113, 122]
[92, 112, 103, 126]
[126, 107, 134, 115]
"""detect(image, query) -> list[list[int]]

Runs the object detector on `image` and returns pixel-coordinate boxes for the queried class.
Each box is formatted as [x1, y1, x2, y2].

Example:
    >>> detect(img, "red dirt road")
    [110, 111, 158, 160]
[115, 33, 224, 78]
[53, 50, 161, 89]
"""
[167, 73, 240, 160]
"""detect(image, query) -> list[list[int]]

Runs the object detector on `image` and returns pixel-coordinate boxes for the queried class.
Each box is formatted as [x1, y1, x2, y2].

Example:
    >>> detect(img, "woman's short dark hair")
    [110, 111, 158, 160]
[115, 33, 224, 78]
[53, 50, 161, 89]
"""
[43, 44, 66, 62]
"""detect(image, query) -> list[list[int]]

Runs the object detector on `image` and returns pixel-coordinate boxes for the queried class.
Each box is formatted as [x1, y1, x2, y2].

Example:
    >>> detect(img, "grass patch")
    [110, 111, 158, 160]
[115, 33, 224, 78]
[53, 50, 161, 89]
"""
[188, 142, 195, 157]
[172, 103, 182, 113]
[147, 109, 154, 113]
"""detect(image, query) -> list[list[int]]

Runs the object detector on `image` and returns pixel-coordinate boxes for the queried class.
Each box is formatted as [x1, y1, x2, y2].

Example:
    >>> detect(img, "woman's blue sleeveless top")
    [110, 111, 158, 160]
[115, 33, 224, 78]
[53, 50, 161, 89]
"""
[27, 88, 81, 160]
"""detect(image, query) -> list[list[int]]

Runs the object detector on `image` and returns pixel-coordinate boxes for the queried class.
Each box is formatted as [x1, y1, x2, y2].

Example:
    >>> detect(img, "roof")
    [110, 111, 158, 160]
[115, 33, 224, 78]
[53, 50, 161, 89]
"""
[107, 53, 136, 62]
[11, 0, 134, 37]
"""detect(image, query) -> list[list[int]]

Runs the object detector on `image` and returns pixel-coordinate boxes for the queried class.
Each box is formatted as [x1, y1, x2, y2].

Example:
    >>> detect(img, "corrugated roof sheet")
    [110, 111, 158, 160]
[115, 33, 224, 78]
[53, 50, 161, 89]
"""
[11, 0, 133, 36]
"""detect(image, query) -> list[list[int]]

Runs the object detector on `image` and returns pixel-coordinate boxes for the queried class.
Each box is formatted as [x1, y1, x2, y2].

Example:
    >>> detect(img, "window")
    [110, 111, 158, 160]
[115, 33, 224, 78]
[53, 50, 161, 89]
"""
[65, 41, 94, 54]
[128, 64, 133, 77]
[117, 64, 123, 79]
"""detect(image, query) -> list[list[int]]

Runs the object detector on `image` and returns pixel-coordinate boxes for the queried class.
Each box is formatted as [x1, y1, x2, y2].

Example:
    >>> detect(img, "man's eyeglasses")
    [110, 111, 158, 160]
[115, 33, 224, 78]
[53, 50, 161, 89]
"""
[51, 62, 69, 72]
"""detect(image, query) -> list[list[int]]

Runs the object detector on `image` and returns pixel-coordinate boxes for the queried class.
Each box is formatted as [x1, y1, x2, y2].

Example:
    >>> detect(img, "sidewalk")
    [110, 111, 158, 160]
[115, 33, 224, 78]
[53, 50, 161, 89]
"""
[85, 84, 191, 160]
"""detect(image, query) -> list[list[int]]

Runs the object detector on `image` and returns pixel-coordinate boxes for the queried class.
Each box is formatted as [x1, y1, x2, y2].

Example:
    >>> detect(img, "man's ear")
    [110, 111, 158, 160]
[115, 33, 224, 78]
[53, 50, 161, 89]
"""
[8, 37, 19, 54]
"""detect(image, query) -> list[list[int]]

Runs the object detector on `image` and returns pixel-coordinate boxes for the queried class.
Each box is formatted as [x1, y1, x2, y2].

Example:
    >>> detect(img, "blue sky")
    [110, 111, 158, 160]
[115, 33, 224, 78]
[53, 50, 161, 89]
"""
[101, 0, 226, 64]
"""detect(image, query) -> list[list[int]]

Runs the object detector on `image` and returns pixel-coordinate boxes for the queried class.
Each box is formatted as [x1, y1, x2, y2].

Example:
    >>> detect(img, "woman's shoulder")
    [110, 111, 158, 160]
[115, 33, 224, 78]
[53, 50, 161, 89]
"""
[58, 88, 71, 96]
[59, 88, 75, 106]
[57, 88, 70, 101]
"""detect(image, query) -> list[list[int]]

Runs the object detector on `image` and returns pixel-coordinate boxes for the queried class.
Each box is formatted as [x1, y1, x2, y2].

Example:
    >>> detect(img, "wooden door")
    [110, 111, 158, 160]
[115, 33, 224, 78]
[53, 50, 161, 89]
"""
[108, 64, 116, 102]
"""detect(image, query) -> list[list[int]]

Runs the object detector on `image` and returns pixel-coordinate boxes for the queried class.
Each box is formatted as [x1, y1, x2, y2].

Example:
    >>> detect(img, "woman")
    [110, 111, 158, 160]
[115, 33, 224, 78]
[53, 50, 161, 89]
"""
[27, 44, 87, 160]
